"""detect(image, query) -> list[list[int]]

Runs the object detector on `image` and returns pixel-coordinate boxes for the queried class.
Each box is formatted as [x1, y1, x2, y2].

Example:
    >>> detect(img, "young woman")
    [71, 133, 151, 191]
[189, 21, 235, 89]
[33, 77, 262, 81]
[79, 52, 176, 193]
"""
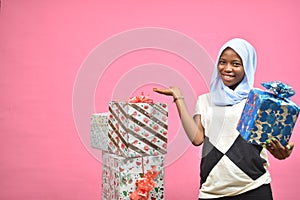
[153, 38, 294, 199]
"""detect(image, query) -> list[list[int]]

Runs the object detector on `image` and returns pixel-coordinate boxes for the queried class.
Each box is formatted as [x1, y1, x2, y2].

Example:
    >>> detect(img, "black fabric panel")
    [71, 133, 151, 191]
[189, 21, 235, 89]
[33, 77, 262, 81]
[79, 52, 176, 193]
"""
[200, 137, 224, 185]
[225, 135, 266, 180]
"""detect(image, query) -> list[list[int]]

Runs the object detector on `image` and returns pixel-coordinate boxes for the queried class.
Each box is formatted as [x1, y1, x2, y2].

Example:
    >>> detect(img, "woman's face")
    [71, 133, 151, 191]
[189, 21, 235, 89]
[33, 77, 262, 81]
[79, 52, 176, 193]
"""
[218, 47, 245, 90]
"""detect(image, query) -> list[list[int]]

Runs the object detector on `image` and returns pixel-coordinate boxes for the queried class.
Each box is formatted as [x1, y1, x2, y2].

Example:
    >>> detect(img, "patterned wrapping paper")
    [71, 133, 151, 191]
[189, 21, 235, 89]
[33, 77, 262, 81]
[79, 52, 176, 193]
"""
[102, 151, 165, 200]
[237, 82, 300, 146]
[107, 101, 168, 158]
[90, 113, 109, 150]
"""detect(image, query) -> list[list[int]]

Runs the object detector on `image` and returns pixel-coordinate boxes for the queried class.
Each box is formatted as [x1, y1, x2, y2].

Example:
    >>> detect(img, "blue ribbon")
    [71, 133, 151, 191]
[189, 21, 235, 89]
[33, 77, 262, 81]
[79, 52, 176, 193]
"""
[261, 81, 295, 99]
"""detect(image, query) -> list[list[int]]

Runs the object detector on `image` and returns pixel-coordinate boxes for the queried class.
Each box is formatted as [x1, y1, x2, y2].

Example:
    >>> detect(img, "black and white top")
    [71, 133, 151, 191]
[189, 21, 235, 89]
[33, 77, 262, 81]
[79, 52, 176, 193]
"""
[194, 93, 271, 199]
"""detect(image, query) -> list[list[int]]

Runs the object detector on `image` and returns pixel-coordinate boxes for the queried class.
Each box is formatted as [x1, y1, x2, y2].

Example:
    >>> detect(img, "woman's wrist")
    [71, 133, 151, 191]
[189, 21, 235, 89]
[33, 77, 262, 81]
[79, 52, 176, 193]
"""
[173, 96, 184, 103]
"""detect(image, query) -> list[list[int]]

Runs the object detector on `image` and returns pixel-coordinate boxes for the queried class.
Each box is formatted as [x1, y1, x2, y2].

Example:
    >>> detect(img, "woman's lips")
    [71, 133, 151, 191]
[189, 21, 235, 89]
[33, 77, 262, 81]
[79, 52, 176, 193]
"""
[221, 74, 235, 81]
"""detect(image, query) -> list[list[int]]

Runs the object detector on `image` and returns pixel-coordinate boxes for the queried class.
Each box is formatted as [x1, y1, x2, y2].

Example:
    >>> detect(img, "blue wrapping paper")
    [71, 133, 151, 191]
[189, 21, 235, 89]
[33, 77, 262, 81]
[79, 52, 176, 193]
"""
[237, 81, 300, 146]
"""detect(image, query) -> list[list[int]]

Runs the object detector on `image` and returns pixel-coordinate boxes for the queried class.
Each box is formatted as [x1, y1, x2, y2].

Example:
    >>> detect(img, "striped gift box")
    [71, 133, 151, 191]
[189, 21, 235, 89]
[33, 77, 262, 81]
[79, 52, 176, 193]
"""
[107, 101, 168, 158]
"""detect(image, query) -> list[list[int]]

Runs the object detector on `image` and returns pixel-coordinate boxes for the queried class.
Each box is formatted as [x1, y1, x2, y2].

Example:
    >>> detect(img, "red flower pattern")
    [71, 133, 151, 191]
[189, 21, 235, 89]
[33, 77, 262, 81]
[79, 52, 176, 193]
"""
[144, 145, 149, 151]
[143, 117, 149, 123]
[162, 143, 167, 149]
[121, 143, 125, 149]
[136, 161, 141, 166]
[134, 126, 140, 132]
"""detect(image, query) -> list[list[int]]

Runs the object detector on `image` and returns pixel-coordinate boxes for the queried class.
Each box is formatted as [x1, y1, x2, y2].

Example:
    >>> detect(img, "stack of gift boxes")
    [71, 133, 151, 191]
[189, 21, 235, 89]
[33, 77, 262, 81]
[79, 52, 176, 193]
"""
[91, 97, 168, 200]
[237, 81, 300, 147]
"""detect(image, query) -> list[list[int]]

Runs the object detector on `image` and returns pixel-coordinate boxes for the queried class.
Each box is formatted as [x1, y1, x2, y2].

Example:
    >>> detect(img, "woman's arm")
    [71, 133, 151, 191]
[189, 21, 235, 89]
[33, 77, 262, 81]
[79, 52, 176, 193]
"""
[153, 87, 204, 146]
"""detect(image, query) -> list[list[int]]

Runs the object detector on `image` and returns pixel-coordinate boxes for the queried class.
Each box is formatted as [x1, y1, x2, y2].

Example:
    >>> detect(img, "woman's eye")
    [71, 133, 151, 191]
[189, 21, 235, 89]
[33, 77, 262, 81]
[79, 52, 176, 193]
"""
[233, 62, 242, 67]
[219, 61, 226, 65]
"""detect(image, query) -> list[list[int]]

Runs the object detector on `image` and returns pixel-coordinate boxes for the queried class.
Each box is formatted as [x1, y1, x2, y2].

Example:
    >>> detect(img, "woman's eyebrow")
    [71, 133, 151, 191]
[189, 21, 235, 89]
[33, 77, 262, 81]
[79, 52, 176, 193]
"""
[232, 59, 243, 63]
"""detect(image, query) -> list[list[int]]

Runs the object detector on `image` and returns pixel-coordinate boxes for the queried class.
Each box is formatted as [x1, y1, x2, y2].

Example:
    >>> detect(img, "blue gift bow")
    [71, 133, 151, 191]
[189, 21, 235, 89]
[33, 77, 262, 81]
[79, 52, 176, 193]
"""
[261, 81, 295, 99]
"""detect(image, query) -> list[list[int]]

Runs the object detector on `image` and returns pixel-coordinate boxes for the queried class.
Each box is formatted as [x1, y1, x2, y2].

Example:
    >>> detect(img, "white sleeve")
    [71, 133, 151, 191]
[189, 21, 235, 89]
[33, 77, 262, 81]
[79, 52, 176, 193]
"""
[194, 94, 207, 116]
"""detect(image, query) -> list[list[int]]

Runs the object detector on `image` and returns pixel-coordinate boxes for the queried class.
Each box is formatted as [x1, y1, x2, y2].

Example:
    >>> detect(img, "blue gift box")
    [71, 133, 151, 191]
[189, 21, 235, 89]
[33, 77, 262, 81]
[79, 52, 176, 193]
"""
[237, 81, 300, 146]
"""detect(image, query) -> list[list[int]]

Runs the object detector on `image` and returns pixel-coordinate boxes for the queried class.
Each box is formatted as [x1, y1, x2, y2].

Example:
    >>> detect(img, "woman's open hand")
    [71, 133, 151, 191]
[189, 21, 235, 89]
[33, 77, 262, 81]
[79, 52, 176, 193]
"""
[153, 86, 183, 99]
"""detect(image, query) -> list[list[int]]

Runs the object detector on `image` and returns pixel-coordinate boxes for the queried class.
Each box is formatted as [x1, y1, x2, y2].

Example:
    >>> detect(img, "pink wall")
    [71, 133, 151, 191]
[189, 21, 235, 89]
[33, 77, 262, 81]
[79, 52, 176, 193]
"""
[1, 0, 300, 199]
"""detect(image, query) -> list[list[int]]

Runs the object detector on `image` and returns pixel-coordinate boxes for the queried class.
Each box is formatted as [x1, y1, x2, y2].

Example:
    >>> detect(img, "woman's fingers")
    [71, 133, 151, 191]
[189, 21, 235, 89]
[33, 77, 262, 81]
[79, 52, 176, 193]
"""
[153, 86, 184, 100]
[286, 141, 294, 151]
[153, 87, 173, 96]
[265, 138, 294, 160]
[153, 87, 180, 96]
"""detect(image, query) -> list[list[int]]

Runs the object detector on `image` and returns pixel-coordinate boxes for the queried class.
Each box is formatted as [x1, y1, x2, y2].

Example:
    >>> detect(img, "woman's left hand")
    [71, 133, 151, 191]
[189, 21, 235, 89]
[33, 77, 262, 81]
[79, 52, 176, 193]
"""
[265, 138, 294, 160]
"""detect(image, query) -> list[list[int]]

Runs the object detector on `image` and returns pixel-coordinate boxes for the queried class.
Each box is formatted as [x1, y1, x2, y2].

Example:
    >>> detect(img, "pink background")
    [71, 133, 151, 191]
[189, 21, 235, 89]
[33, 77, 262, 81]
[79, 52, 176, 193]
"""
[1, 0, 300, 199]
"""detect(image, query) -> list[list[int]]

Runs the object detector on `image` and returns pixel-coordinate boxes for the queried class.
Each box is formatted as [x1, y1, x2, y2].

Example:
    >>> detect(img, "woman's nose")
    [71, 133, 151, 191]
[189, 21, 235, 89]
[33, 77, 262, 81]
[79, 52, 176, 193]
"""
[224, 64, 233, 71]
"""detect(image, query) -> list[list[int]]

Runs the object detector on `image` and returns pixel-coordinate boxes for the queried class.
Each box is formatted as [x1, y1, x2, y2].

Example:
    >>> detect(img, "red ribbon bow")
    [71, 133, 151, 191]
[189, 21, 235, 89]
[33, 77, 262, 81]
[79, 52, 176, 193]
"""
[129, 92, 154, 103]
[129, 169, 160, 200]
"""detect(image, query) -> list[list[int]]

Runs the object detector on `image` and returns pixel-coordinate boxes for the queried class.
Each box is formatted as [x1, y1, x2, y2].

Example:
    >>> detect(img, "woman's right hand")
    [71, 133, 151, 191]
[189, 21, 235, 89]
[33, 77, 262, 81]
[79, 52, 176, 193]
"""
[153, 86, 183, 99]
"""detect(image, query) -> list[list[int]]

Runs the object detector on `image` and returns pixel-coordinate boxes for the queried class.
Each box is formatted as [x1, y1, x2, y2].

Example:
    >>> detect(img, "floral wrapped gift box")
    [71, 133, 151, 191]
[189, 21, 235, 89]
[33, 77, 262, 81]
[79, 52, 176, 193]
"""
[102, 151, 165, 200]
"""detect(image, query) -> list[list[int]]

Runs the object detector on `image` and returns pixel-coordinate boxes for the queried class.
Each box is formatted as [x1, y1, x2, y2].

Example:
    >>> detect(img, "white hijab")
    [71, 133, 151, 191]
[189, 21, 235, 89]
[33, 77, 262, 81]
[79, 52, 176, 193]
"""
[210, 38, 257, 106]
